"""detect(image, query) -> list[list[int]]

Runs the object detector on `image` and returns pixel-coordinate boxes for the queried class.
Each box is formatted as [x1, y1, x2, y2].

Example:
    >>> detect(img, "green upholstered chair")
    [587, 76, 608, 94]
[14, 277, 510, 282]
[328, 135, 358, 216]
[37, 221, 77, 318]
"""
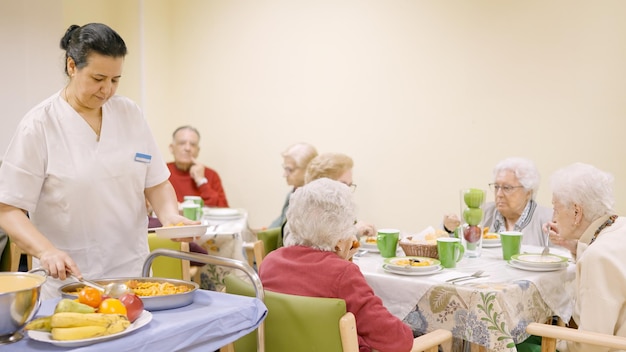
[147, 233, 190, 281]
[222, 274, 357, 352]
[256, 227, 281, 257]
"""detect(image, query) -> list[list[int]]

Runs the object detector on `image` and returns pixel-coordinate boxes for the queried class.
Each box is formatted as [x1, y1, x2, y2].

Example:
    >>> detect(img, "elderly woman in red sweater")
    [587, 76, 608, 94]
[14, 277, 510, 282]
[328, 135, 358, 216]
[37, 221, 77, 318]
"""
[259, 178, 414, 352]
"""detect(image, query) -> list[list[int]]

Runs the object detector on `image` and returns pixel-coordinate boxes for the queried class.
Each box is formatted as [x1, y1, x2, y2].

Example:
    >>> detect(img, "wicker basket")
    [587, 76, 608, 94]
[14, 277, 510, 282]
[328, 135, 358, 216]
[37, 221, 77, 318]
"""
[399, 238, 439, 259]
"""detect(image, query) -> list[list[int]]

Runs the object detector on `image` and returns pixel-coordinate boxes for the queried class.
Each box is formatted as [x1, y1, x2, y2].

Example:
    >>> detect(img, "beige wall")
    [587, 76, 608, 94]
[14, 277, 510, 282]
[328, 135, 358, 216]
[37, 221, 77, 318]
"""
[3, 1, 626, 233]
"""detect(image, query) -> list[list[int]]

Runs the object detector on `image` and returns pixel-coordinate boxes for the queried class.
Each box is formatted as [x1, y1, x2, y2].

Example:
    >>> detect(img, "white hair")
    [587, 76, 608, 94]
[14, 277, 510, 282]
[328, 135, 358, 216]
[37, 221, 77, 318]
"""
[550, 163, 614, 222]
[493, 157, 541, 198]
[285, 178, 358, 251]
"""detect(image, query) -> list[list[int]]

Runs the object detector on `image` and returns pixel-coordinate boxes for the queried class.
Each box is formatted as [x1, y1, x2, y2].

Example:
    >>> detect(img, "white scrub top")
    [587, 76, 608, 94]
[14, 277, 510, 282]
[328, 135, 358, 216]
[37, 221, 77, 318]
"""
[0, 91, 170, 299]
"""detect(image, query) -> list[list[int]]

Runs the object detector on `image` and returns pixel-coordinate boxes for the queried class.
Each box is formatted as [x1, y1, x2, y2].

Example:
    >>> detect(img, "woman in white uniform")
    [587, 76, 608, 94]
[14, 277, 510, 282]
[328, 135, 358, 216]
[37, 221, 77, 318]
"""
[0, 23, 192, 298]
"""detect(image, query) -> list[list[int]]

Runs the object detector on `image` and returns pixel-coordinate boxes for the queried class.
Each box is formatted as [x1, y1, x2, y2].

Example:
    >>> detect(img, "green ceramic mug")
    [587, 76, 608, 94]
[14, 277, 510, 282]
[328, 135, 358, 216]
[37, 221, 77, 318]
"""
[436, 237, 465, 268]
[376, 229, 400, 258]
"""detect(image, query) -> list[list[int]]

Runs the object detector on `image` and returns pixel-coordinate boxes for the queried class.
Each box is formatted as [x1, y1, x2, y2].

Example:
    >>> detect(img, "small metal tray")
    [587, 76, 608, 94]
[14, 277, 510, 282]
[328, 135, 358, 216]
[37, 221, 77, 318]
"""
[58, 277, 199, 311]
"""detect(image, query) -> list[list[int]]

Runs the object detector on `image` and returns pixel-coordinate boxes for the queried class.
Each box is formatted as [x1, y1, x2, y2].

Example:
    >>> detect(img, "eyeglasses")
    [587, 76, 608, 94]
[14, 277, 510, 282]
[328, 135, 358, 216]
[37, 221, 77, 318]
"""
[489, 183, 524, 195]
[343, 183, 357, 192]
[282, 165, 299, 174]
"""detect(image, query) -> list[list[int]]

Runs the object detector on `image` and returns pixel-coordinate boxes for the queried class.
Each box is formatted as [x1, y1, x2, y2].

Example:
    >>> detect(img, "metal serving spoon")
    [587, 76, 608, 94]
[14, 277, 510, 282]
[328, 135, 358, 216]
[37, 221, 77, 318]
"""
[70, 273, 129, 298]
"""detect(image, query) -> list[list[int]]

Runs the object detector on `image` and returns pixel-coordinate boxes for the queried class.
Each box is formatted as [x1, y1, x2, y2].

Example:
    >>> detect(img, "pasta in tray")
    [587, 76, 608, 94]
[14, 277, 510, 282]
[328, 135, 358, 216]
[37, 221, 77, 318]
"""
[125, 280, 191, 297]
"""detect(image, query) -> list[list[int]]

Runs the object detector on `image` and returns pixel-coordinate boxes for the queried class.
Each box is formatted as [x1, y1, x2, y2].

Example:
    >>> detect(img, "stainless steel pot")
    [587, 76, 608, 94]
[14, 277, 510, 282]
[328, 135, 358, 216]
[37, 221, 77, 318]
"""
[0, 269, 46, 344]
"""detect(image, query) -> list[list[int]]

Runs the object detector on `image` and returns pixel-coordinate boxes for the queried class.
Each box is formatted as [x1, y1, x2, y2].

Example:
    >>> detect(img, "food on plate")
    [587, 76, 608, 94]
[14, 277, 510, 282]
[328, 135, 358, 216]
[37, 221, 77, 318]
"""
[78, 287, 103, 308]
[98, 298, 127, 316]
[126, 280, 192, 296]
[483, 233, 499, 240]
[364, 236, 377, 244]
[25, 308, 131, 341]
[463, 225, 482, 243]
[119, 293, 144, 323]
[165, 222, 185, 227]
[392, 258, 432, 267]
[54, 299, 96, 314]
[25, 316, 52, 331]
[49, 312, 130, 340]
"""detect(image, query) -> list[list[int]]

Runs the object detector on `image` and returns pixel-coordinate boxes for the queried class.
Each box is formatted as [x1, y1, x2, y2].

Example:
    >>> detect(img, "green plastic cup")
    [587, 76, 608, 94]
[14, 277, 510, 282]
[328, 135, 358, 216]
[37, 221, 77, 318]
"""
[437, 237, 465, 268]
[500, 231, 523, 260]
[376, 229, 400, 258]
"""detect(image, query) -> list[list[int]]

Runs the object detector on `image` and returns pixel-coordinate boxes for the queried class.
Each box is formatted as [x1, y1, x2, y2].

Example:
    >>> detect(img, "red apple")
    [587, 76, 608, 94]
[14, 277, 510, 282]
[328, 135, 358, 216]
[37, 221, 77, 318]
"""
[119, 293, 144, 323]
[463, 225, 482, 243]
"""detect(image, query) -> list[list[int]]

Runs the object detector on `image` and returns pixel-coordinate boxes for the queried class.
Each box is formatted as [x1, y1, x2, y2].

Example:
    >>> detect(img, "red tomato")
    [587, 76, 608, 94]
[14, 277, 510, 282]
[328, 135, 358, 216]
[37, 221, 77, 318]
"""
[119, 293, 144, 323]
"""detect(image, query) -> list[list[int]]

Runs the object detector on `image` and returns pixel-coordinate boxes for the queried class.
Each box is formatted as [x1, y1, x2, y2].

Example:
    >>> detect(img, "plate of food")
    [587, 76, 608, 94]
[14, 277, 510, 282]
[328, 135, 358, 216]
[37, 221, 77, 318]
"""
[482, 233, 501, 248]
[28, 310, 152, 348]
[382, 264, 443, 276]
[359, 236, 379, 252]
[510, 253, 568, 268]
[153, 224, 208, 239]
[383, 256, 441, 272]
[506, 260, 568, 272]
[59, 278, 198, 311]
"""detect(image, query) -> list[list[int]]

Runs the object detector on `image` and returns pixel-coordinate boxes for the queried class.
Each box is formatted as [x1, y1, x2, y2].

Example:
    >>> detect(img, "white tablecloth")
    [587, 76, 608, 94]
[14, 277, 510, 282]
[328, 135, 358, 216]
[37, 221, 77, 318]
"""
[355, 245, 576, 351]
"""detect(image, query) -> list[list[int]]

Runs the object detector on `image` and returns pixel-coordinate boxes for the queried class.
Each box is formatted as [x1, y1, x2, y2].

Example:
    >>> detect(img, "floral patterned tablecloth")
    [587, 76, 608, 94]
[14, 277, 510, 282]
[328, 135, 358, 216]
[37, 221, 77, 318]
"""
[355, 245, 576, 352]
[194, 209, 253, 291]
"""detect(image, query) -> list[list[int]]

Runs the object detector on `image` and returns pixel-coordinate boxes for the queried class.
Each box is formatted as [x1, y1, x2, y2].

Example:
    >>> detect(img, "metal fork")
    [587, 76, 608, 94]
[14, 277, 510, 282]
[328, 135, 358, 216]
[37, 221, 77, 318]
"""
[445, 270, 485, 283]
[541, 224, 550, 256]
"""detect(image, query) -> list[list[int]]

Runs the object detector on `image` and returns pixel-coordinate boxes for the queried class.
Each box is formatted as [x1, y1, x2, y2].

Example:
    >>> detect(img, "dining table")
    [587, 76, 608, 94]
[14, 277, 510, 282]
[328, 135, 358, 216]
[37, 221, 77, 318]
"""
[354, 243, 575, 352]
[1, 289, 267, 352]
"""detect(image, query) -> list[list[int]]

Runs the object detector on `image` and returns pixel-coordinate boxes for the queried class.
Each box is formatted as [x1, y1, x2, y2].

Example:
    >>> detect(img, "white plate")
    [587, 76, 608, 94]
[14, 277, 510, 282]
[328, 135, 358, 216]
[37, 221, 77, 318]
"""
[483, 242, 501, 248]
[511, 254, 568, 268]
[203, 208, 241, 217]
[384, 256, 441, 272]
[359, 237, 379, 252]
[28, 310, 152, 348]
[153, 224, 208, 239]
[382, 264, 443, 276]
[506, 260, 568, 272]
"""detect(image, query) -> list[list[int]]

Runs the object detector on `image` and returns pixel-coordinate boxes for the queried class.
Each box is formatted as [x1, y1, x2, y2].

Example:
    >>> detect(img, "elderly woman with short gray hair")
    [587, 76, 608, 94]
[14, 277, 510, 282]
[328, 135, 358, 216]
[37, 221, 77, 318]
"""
[548, 163, 626, 352]
[444, 157, 553, 246]
[260, 178, 414, 352]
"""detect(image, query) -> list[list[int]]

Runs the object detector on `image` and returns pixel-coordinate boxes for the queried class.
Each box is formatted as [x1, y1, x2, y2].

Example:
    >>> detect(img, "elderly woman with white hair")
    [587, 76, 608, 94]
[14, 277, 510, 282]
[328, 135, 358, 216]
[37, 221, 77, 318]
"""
[444, 157, 553, 246]
[268, 142, 318, 229]
[260, 178, 414, 352]
[548, 163, 626, 352]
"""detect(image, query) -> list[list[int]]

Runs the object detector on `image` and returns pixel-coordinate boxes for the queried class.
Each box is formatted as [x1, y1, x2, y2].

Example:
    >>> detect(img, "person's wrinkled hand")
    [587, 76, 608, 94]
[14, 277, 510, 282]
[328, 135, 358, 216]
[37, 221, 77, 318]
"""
[38, 247, 80, 280]
[443, 213, 461, 232]
[356, 221, 376, 238]
[547, 221, 577, 257]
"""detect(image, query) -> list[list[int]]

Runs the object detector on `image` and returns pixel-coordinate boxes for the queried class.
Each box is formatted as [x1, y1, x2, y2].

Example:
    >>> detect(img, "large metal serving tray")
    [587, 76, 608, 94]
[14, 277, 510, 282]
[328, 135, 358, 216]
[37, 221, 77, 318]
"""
[58, 277, 199, 311]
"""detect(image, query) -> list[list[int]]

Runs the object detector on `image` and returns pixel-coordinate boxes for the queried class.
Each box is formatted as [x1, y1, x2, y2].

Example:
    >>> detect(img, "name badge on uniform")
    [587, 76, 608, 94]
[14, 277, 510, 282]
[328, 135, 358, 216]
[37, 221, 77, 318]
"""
[135, 153, 152, 163]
